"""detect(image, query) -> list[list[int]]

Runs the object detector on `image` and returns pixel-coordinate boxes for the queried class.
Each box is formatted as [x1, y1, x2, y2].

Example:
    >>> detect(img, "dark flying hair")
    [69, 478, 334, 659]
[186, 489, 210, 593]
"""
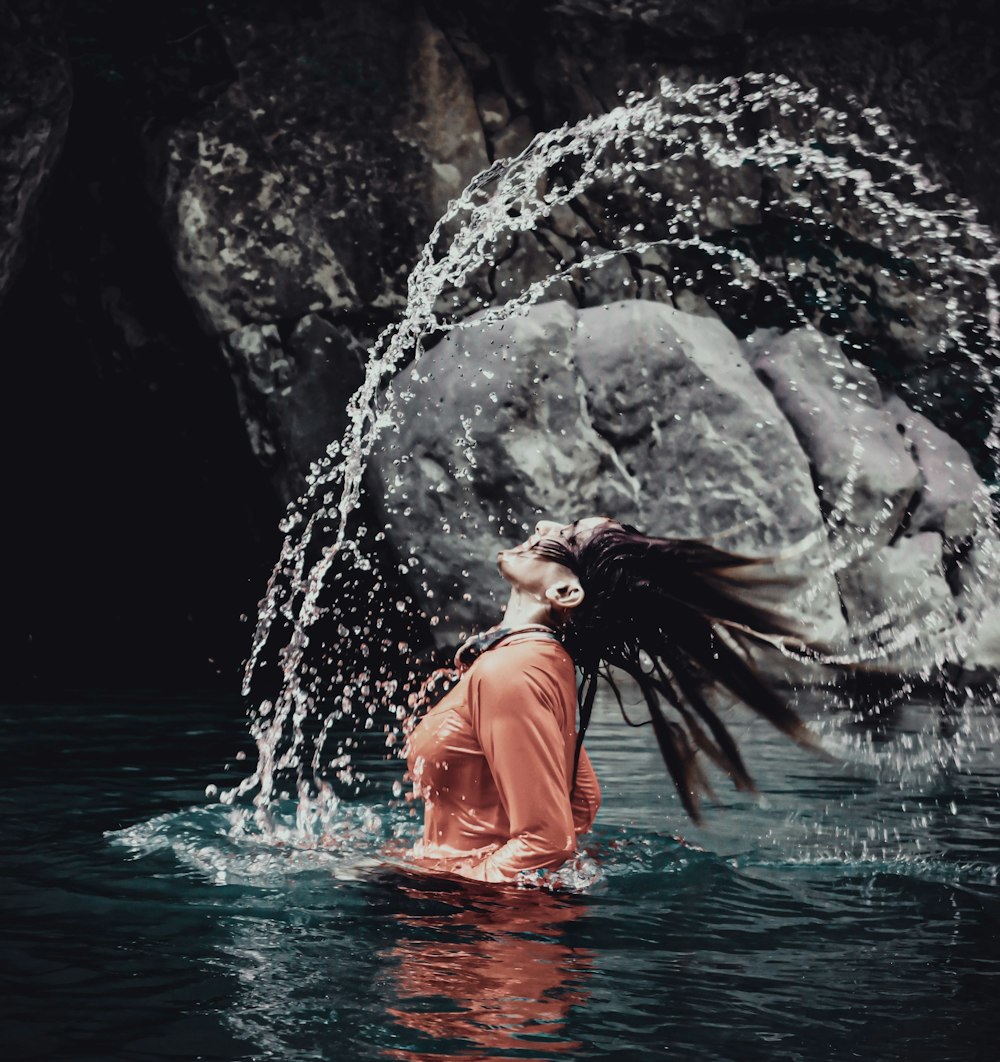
[538, 523, 824, 823]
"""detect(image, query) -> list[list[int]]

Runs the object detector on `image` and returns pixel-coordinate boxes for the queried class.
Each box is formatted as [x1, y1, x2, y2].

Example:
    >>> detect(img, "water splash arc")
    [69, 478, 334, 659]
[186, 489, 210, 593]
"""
[223, 73, 1000, 834]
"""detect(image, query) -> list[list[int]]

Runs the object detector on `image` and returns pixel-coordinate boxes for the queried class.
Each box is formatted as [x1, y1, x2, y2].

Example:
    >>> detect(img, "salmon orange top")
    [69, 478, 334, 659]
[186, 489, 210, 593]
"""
[405, 635, 601, 884]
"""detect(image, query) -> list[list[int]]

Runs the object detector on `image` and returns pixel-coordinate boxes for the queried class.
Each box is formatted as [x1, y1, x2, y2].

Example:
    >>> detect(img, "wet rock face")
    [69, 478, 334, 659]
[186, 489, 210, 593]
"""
[142, 3, 494, 503]
[573, 305, 825, 551]
[370, 300, 846, 646]
[0, 1, 71, 304]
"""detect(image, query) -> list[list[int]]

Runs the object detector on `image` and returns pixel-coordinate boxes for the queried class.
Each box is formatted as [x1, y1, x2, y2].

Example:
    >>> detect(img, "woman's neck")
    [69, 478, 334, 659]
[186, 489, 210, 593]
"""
[499, 589, 555, 631]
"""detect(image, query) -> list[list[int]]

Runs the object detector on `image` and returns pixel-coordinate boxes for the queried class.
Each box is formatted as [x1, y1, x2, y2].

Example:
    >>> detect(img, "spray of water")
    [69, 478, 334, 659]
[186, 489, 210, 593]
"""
[220, 73, 1000, 843]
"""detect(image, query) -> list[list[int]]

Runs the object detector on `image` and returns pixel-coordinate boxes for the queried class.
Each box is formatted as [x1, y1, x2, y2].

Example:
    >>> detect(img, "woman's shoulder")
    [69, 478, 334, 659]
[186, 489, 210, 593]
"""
[473, 636, 575, 681]
[468, 638, 578, 722]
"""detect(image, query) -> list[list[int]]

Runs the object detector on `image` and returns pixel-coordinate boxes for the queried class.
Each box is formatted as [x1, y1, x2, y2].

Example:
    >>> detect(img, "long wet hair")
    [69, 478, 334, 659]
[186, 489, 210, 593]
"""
[531, 523, 823, 822]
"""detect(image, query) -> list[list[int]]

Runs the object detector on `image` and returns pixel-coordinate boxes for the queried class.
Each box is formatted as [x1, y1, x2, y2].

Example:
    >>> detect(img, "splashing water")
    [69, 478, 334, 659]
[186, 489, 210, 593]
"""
[222, 73, 1000, 849]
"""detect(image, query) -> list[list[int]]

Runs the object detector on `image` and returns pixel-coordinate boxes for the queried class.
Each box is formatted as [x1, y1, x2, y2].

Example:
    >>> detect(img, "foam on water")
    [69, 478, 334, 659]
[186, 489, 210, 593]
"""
[109, 782, 999, 896]
[110, 800, 410, 888]
[110, 690, 1000, 898]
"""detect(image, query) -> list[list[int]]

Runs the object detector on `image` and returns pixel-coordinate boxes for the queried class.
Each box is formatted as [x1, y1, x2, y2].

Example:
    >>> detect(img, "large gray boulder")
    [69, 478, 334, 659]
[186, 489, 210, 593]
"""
[371, 300, 846, 646]
[371, 304, 998, 680]
[745, 326, 999, 675]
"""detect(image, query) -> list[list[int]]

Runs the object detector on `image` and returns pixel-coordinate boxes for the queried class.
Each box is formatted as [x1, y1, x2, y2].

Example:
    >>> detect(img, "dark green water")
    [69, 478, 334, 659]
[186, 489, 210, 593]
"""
[3, 693, 999, 1061]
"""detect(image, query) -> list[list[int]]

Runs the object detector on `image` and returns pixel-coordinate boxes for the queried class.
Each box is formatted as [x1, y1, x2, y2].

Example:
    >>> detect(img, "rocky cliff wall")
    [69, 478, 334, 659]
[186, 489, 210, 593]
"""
[140, 0, 1000, 504]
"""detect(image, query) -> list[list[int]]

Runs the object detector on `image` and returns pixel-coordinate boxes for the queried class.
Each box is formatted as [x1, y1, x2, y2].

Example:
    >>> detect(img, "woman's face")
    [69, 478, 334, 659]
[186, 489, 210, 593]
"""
[496, 517, 614, 589]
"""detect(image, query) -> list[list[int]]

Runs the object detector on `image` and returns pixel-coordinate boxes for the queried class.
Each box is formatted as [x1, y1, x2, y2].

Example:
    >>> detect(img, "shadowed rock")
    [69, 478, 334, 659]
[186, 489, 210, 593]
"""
[150, 5, 489, 337]
[4, 0, 999, 685]
[224, 315, 367, 502]
[0, 0, 71, 306]
[113, 1, 997, 520]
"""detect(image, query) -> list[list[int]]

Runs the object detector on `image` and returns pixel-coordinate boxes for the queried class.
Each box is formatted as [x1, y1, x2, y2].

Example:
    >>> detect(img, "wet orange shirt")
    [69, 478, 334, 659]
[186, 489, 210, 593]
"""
[405, 636, 601, 884]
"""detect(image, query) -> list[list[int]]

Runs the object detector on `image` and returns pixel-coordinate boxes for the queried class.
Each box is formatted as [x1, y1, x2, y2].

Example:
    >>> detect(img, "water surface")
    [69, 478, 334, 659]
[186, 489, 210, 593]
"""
[3, 692, 998, 1060]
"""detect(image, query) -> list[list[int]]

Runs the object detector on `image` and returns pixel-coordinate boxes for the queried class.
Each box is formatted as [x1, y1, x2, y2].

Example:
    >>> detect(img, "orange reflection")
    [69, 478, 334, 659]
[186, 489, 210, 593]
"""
[382, 882, 593, 1060]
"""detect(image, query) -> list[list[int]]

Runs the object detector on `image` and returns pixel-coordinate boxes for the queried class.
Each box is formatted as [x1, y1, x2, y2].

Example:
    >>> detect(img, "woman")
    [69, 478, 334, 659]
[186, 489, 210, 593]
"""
[404, 516, 822, 884]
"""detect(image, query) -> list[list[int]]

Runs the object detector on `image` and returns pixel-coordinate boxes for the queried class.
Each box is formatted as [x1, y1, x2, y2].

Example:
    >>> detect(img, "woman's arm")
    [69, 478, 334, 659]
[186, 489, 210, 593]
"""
[571, 747, 601, 836]
[461, 651, 578, 883]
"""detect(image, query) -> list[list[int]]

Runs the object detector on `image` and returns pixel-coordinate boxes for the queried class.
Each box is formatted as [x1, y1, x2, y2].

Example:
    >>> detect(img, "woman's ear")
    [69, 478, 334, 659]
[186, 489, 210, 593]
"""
[545, 578, 585, 613]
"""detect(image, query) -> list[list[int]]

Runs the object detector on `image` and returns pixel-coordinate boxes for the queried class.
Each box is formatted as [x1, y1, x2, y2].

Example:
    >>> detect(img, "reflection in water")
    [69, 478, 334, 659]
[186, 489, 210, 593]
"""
[383, 881, 593, 1060]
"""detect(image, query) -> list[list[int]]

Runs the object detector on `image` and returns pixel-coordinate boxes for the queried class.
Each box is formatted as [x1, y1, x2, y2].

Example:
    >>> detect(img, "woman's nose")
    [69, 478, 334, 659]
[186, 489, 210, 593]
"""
[534, 520, 561, 536]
